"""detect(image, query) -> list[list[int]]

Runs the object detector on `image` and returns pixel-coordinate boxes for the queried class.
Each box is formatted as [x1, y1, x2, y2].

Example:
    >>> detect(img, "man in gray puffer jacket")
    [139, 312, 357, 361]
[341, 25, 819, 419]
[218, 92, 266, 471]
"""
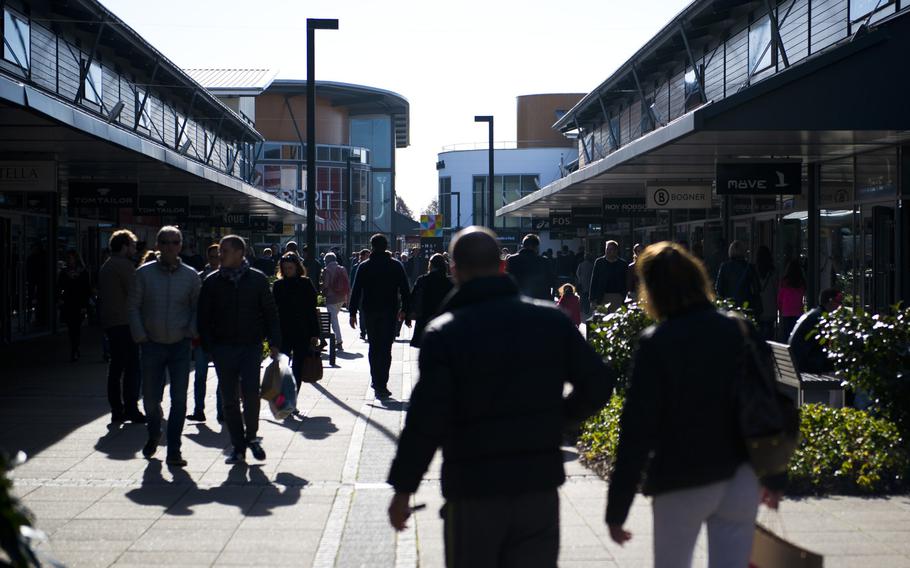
[128, 226, 201, 467]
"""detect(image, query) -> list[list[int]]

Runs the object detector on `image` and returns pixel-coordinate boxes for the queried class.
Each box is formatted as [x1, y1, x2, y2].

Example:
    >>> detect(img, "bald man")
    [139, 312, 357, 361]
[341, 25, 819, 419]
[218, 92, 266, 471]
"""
[387, 226, 614, 568]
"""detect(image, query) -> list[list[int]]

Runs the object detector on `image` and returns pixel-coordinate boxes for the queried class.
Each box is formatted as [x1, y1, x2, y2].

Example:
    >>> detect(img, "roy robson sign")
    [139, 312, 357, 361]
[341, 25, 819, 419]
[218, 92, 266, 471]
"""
[716, 162, 802, 195]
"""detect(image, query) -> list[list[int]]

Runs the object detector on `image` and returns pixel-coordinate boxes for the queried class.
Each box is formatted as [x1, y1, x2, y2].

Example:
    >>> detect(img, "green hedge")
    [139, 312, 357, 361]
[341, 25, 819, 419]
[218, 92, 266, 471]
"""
[578, 397, 909, 495]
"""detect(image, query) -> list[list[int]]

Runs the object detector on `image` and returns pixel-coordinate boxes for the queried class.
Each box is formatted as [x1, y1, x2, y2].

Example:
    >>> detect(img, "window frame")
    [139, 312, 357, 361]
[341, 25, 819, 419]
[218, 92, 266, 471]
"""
[748, 14, 776, 76]
[2, 6, 29, 71]
[81, 58, 103, 106]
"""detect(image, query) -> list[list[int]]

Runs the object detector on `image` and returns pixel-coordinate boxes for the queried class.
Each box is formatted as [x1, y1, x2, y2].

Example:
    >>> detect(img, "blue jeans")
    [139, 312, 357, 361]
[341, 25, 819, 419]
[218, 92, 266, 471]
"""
[193, 346, 223, 416]
[212, 344, 262, 452]
[141, 339, 191, 454]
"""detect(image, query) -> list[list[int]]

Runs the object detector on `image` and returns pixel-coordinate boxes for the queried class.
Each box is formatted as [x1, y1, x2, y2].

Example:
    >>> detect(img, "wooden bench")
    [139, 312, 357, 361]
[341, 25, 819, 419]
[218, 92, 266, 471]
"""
[318, 308, 336, 367]
[767, 341, 844, 407]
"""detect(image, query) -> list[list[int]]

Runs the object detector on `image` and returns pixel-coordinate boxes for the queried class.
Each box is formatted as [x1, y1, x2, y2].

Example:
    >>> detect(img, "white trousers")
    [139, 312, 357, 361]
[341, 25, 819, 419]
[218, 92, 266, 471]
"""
[326, 303, 344, 344]
[652, 463, 760, 568]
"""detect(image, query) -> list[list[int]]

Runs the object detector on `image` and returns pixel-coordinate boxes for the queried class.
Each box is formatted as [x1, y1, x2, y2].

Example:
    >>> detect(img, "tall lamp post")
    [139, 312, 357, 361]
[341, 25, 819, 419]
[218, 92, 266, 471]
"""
[306, 18, 339, 259]
[474, 115, 494, 228]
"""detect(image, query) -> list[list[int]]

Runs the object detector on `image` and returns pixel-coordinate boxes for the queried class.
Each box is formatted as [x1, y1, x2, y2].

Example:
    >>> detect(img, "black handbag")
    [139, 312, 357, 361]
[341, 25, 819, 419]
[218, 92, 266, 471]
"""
[298, 348, 323, 383]
[732, 315, 800, 477]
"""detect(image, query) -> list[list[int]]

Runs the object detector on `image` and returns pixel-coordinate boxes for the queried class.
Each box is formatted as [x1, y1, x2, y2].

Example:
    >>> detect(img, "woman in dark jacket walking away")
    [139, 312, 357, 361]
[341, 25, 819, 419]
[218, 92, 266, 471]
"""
[406, 254, 453, 348]
[606, 242, 784, 568]
[58, 250, 92, 361]
[272, 253, 320, 389]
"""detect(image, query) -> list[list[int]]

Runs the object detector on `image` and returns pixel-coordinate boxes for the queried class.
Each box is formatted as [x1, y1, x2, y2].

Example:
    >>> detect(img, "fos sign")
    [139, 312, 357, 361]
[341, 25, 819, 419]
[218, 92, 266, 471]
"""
[716, 162, 802, 195]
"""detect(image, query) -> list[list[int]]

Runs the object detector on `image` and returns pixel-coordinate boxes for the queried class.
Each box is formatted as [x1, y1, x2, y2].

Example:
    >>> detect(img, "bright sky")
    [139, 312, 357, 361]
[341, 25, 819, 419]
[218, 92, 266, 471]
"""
[102, 0, 692, 215]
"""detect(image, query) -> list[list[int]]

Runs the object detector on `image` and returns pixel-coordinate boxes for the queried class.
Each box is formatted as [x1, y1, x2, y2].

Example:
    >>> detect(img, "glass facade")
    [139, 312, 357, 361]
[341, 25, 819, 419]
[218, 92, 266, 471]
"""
[3, 7, 29, 69]
[473, 175, 539, 230]
[749, 15, 773, 74]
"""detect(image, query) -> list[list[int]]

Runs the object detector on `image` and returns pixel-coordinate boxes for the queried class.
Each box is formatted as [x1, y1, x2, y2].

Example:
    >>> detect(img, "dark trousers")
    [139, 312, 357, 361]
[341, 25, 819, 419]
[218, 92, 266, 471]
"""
[105, 325, 141, 416]
[141, 340, 191, 454]
[281, 339, 314, 391]
[192, 346, 222, 416]
[212, 344, 262, 451]
[363, 312, 396, 390]
[779, 316, 799, 342]
[442, 489, 559, 568]
[63, 310, 84, 354]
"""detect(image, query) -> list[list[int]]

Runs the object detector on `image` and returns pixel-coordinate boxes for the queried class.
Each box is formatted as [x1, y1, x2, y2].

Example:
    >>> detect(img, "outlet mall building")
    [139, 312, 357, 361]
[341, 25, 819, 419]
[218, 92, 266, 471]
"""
[497, 0, 909, 312]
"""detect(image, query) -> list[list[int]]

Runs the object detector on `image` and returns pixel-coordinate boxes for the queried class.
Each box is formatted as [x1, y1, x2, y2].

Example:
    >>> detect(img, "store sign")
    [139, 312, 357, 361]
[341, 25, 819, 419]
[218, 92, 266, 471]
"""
[549, 211, 573, 230]
[69, 181, 137, 207]
[137, 195, 189, 216]
[603, 197, 646, 216]
[530, 218, 550, 231]
[716, 162, 802, 195]
[222, 212, 250, 228]
[419, 237, 444, 260]
[646, 185, 711, 209]
[0, 161, 56, 192]
[249, 215, 269, 231]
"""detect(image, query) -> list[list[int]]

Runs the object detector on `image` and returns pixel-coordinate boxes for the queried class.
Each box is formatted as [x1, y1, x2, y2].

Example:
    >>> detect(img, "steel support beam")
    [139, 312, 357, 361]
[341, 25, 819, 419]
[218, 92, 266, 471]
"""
[678, 24, 706, 103]
[765, 0, 790, 68]
[134, 60, 159, 131]
[575, 118, 592, 164]
[631, 64, 660, 129]
[74, 17, 107, 105]
[176, 89, 198, 151]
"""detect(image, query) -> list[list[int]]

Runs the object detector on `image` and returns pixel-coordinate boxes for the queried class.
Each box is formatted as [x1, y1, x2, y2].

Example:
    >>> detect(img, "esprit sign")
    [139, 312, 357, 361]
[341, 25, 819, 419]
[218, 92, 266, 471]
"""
[716, 162, 802, 195]
[0, 162, 56, 192]
[646, 185, 712, 209]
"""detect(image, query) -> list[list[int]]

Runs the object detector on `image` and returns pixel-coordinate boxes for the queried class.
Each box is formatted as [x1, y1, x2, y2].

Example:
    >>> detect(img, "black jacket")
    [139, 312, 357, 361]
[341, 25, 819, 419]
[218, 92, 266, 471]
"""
[606, 305, 779, 525]
[197, 267, 281, 351]
[715, 258, 763, 316]
[272, 277, 320, 347]
[349, 252, 411, 316]
[408, 269, 454, 348]
[589, 256, 628, 303]
[388, 275, 614, 499]
[505, 248, 555, 300]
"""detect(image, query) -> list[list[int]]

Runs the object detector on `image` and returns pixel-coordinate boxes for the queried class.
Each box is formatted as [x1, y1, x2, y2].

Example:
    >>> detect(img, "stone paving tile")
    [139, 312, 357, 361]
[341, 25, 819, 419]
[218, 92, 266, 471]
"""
[113, 550, 221, 567]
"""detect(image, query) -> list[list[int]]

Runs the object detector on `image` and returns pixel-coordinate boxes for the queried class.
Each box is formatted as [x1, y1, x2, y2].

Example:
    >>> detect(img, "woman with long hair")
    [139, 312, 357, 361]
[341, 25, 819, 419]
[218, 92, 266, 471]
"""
[58, 249, 91, 361]
[606, 242, 783, 567]
[777, 258, 806, 341]
[271, 253, 320, 389]
[406, 253, 453, 348]
[755, 245, 778, 340]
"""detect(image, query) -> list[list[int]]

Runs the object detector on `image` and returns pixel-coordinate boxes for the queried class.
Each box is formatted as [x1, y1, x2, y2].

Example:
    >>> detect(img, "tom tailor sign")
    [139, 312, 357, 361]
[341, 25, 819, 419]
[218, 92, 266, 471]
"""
[69, 182, 138, 207]
[137, 196, 189, 216]
[716, 162, 802, 195]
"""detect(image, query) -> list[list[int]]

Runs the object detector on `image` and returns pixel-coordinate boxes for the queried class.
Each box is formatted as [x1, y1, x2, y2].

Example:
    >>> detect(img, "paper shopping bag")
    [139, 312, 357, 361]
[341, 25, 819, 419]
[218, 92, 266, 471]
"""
[749, 523, 823, 568]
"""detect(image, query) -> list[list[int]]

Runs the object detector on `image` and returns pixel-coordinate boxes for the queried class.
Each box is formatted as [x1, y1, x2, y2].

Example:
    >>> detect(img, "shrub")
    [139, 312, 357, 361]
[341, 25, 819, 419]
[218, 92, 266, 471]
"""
[578, 400, 909, 495]
[789, 404, 908, 494]
[818, 305, 910, 440]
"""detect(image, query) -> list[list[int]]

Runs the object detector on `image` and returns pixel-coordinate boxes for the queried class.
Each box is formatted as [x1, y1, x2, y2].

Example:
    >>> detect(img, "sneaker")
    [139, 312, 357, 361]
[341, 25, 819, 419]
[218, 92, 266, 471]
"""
[186, 411, 206, 422]
[165, 453, 187, 467]
[142, 437, 158, 459]
[225, 448, 245, 464]
[374, 388, 392, 399]
[248, 440, 266, 461]
[124, 410, 147, 424]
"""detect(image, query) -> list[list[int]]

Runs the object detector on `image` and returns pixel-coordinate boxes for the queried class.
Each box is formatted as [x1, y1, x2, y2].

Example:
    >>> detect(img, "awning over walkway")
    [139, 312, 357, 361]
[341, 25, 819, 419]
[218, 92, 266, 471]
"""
[0, 75, 307, 224]
[499, 23, 910, 218]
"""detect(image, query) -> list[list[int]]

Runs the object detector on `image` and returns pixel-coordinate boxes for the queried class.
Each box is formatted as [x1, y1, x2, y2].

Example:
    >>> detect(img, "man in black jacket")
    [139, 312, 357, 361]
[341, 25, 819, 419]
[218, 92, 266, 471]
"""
[589, 240, 628, 313]
[198, 235, 281, 464]
[715, 240, 763, 317]
[387, 226, 613, 567]
[349, 234, 411, 398]
[505, 233, 555, 300]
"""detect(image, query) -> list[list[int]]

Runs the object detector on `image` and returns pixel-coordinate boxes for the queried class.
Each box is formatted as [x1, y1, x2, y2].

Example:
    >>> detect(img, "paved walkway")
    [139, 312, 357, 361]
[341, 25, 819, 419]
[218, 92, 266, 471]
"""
[2, 323, 910, 567]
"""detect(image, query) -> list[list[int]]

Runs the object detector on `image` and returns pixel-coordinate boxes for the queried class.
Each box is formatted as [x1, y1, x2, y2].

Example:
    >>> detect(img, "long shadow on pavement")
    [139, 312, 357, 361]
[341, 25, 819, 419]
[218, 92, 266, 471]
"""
[335, 351, 364, 361]
[308, 382, 401, 443]
[126, 460, 307, 517]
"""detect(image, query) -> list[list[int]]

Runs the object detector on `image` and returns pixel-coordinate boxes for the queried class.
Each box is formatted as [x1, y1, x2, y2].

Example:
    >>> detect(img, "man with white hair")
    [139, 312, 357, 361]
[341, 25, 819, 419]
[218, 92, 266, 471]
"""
[128, 226, 201, 466]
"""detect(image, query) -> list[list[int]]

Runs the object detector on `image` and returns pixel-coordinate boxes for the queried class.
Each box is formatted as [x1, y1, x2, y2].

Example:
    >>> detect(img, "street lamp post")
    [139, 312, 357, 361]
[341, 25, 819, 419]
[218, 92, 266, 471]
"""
[306, 18, 339, 259]
[474, 115, 494, 228]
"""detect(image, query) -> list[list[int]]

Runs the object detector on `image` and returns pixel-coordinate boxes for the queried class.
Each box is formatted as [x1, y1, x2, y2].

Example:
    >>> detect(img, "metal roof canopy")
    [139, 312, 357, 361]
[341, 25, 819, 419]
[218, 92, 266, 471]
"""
[499, 23, 910, 218]
[0, 87, 307, 224]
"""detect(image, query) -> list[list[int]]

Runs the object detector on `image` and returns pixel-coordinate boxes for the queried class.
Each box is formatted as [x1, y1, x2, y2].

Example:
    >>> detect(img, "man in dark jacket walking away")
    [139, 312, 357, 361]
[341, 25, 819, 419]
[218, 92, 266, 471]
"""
[198, 235, 281, 464]
[589, 240, 628, 313]
[715, 240, 763, 317]
[505, 234, 555, 300]
[349, 234, 411, 399]
[387, 226, 613, 568]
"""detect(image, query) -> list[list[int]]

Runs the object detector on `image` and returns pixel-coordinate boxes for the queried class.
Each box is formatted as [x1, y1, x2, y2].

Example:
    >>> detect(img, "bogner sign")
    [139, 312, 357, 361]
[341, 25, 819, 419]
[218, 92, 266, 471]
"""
[646, 185, 711, 209]
[716, 162, 802, 195]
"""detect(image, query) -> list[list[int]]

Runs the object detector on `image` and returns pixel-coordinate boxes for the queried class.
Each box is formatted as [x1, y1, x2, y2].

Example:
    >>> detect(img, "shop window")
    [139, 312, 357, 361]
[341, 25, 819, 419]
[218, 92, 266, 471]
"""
[3, 7, 29, 69]
[317, 146, 331, 161]
[82, 59, 103, 105]
[855, 148, 897, 200]
[280, 144, 299, 160]
[850, 0, 894, 22]
[748, 15, 774, 74]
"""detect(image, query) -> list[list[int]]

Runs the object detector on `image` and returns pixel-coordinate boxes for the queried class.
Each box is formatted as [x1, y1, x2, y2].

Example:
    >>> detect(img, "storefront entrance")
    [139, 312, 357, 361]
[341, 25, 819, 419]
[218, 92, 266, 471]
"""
[0, 212, 54, 343]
